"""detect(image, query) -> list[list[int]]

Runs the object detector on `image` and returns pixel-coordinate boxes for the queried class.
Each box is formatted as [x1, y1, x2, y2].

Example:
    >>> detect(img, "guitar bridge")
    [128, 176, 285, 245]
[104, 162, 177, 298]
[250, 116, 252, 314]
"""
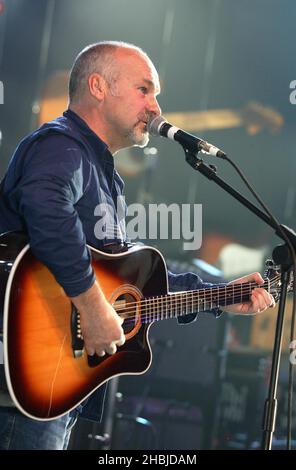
[70, 304, 84, 358]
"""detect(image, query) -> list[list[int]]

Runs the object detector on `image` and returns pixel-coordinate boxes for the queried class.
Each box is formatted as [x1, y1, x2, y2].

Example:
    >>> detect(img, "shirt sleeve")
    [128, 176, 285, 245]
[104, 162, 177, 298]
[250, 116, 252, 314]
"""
[11, 134, 95, 297]
[168, 270, 226, 324]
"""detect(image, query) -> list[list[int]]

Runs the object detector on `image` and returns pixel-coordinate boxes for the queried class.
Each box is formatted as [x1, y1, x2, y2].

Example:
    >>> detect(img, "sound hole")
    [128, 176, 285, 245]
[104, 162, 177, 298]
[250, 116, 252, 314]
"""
[114, 293, 139, 335]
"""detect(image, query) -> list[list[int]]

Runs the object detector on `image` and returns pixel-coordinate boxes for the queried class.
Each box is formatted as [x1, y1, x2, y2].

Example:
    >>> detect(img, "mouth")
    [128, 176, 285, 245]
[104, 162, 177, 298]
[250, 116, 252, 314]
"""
[138, 120, 148, 132]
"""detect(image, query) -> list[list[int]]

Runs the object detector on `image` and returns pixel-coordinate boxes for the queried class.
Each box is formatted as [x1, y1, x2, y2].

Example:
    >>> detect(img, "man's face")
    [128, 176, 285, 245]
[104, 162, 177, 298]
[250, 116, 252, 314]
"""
[102, 50, 161, 151]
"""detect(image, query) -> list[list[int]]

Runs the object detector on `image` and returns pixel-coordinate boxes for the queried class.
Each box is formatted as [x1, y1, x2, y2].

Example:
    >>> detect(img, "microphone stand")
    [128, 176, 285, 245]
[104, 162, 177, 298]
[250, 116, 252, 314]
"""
[183, 149, 295, 450]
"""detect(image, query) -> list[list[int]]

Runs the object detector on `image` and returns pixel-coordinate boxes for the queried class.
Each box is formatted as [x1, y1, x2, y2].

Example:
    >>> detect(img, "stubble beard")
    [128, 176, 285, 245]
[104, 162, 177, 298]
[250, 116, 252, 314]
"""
[128, 124, 150, 148]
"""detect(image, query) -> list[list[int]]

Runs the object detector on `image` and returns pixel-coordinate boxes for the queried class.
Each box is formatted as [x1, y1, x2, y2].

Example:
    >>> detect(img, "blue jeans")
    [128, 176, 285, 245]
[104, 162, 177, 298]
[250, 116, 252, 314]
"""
[0, 406, 78, 450]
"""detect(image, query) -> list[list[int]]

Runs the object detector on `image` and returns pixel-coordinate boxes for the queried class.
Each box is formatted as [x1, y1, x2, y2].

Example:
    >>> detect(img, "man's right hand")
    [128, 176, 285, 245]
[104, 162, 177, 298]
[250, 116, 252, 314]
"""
[70, 282, 125, 356]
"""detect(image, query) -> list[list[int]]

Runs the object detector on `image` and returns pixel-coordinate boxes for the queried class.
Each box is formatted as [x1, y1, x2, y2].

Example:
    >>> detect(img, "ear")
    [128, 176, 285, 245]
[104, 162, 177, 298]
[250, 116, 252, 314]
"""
[88, 73, 107, 101]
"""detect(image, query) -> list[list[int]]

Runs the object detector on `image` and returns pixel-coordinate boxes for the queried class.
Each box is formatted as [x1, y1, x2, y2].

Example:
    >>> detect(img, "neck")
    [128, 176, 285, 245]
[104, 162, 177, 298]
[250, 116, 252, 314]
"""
[69, 103, 125, 154]
[119, 279, 276, 327]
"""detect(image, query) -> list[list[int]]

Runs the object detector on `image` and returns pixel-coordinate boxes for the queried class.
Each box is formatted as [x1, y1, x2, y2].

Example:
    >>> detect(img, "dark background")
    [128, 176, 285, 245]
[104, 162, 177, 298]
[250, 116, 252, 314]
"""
[1, 0, 295, 254]
[0, 0, 295, 449]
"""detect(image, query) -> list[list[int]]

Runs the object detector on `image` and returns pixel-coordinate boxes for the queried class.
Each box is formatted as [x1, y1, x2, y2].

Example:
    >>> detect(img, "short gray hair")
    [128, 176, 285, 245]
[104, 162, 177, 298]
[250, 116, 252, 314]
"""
[69, 41, 148, 103]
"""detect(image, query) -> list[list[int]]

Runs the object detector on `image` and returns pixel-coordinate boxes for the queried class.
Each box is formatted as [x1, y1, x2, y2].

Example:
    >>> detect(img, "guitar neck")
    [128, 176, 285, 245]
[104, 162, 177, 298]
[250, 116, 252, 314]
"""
[139, 280, 271, 323]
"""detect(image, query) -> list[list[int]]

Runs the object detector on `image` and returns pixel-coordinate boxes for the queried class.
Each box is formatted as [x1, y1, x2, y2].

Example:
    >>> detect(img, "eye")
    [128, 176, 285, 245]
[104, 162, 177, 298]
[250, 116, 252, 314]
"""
[139, 86, 148, 94]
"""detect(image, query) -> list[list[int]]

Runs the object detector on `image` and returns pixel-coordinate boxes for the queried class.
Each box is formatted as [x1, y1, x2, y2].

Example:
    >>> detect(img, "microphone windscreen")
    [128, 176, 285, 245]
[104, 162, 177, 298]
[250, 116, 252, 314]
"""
[148, 115, 166, 136]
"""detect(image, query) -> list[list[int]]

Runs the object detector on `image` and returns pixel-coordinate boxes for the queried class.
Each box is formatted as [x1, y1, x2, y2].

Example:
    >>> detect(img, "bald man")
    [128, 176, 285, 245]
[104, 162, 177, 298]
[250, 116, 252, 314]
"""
[0, 41, 275, 449]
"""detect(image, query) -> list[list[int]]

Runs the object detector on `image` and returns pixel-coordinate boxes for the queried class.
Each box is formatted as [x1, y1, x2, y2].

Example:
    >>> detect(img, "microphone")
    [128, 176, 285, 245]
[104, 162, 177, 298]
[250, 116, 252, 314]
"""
[148, 115, 227, 159]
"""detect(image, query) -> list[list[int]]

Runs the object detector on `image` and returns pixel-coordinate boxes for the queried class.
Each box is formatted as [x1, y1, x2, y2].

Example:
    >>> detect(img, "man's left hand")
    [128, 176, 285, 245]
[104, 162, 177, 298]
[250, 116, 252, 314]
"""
[225, 272, 276, 315]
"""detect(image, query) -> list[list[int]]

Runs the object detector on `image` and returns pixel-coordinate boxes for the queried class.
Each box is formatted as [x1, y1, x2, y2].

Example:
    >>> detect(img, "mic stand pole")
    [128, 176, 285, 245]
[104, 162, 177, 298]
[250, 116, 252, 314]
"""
[261, 266, 290, 449]
[183, 149, 295, 450]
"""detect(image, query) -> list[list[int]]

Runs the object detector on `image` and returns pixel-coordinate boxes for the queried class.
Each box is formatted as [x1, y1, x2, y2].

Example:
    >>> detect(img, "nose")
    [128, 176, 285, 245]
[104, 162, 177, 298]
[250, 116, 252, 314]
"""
[146, 95, 161, 117]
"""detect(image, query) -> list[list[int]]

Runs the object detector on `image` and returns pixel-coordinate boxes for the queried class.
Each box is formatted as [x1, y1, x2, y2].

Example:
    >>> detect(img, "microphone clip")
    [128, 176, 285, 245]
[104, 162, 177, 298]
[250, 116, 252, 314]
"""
[183, 147, 203, 171]
[183, 148, 218, 179]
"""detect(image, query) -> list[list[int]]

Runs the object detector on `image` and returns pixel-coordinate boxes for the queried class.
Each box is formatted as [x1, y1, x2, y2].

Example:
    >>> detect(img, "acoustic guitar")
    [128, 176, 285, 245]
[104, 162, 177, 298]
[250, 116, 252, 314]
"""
[0, 231, 287, 421]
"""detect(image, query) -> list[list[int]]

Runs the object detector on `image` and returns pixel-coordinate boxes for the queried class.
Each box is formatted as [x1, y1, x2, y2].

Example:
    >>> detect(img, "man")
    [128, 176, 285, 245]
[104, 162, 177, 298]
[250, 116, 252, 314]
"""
[0, 41, 275, 449]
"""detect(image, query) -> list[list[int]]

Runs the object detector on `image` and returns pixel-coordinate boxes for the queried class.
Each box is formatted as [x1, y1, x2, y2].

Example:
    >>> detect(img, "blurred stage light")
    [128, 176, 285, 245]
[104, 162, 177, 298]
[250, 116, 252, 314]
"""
[0, 1, 4, 16]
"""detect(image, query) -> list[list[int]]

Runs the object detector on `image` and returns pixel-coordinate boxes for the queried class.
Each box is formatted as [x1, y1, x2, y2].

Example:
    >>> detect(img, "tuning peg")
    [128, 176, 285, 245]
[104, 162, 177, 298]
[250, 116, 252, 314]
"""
[265, 259, 274, 268]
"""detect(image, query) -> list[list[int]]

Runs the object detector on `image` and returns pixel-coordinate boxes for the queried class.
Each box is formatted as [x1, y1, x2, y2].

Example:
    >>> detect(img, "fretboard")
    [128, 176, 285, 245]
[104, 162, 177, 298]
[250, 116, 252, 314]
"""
[139, 280, 271, 323]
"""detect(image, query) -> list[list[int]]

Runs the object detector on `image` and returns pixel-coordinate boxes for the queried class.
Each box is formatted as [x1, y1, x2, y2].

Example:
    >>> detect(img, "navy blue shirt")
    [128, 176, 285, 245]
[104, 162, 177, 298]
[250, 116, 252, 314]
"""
[0, 109, 223, 419]
[0, 109, 219, 304]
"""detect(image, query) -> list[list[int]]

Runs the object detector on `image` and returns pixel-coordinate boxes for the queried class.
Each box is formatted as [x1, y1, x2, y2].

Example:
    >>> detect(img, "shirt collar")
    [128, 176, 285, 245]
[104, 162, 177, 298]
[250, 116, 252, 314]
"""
[63, 108, 114, 164]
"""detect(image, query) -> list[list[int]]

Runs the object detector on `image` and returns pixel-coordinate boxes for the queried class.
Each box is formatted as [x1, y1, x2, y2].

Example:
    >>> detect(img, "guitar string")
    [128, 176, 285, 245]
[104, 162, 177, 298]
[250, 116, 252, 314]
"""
[114, 276, 280, 314]
[124, 290, 280, 325]
[122, 287, 281, 326]
[122, 288, 281, 325]
[115, 278, 279, 319]
[116, 277, 281, 324]
[114, 277, 279, 311]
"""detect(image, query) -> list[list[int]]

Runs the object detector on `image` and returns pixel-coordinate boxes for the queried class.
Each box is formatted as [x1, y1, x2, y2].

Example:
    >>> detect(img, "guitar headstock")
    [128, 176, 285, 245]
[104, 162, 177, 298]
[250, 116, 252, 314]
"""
[263, 259, 294, 301]
[241, 101, 284, 135]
